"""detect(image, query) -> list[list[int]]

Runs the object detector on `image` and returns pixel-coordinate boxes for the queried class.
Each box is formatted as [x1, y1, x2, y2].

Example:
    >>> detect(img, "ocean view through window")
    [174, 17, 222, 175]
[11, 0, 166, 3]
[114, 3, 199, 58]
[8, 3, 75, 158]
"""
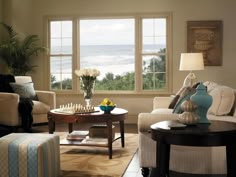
[48, 14, 170, 93]
[80, 19, 135, 90]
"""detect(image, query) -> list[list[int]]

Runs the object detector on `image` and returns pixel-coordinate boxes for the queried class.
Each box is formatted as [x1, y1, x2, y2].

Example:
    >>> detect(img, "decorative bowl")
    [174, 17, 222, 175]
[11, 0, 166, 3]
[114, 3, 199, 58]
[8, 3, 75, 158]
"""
[99, 105, 116, 113]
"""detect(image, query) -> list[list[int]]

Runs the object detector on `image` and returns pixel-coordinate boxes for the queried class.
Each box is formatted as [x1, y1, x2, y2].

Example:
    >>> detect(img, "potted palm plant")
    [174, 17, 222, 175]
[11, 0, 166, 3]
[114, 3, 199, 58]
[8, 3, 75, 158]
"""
[0, 22, 47, 75]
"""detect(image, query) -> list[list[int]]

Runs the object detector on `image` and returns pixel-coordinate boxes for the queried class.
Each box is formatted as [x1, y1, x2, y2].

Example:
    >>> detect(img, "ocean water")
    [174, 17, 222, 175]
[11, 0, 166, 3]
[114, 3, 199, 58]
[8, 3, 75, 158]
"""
[80, 45, 135, 79]
[51, 44, 165, 80]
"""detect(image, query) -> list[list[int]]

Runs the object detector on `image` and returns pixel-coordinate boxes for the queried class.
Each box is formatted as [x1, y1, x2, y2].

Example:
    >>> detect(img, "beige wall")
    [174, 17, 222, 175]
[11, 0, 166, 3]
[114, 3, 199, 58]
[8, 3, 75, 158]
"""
[0, 0, 2, 40]
[0, 0, 2, 22]
[2, 0, 236, 123]
[1, 0, 12, 25]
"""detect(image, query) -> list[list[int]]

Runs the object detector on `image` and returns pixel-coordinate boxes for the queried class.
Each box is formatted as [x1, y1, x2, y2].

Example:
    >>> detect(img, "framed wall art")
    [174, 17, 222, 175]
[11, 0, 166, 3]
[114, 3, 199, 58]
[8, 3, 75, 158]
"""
[187, 20, 223, 66]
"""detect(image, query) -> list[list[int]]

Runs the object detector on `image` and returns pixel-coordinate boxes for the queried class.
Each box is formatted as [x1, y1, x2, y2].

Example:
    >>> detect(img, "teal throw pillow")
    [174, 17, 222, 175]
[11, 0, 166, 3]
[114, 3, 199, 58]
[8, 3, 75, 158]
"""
[10, 82, 38, 100]
[172, 87, 196, 114]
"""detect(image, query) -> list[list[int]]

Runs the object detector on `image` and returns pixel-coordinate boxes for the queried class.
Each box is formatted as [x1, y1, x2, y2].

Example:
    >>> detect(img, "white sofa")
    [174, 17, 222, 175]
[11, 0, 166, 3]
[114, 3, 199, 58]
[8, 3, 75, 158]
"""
[138, 81, 236, 176]
[0, 76, 56, 131]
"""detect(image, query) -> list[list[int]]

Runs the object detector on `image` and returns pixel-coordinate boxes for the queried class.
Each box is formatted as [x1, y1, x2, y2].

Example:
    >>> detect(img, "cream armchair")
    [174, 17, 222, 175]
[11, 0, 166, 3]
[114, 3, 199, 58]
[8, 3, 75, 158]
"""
[0, 76, 56, 131]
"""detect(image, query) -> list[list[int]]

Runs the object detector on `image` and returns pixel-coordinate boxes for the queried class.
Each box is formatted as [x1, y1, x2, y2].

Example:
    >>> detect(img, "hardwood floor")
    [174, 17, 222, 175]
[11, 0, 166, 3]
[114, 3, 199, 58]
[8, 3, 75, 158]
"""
[1, 123, 227, 177]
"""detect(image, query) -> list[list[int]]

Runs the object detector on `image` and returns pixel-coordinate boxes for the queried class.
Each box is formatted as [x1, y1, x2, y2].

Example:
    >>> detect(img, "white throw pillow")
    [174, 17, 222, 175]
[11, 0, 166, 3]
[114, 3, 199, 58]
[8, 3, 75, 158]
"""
[203, 81, 219, 93]
[208, 86, 235, 116]
[9, 82, 38, 100]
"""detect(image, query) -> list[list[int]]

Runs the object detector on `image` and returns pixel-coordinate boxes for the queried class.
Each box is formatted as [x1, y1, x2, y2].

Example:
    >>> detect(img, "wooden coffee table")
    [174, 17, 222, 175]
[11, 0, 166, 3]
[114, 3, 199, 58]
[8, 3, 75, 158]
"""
[48, 107, 128, 159]
[151, 120, 236, 177]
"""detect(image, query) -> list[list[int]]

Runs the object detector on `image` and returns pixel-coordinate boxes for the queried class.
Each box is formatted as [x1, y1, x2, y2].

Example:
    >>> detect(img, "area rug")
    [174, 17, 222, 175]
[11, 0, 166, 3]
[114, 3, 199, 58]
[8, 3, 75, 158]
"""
[54, 133, 138, 177]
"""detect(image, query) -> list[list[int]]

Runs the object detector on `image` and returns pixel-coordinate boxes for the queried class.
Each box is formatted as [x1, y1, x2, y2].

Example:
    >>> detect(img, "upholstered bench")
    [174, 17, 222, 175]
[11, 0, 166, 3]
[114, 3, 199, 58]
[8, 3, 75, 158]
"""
[0, 133, 60, 177]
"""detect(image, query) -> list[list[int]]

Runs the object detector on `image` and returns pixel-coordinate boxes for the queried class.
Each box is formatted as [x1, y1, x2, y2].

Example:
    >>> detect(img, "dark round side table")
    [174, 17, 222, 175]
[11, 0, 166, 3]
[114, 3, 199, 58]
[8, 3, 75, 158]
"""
[151, 120, 236, 177]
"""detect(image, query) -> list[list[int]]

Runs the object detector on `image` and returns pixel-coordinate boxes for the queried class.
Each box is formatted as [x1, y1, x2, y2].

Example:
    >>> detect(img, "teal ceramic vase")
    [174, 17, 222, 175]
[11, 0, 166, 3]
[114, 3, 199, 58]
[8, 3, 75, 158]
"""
[190, 82, 213, 124]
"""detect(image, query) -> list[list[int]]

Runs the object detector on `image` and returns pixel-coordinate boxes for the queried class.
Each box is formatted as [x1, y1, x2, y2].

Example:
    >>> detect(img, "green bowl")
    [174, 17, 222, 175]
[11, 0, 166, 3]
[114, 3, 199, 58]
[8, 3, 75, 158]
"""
[99, 105, 116, 113]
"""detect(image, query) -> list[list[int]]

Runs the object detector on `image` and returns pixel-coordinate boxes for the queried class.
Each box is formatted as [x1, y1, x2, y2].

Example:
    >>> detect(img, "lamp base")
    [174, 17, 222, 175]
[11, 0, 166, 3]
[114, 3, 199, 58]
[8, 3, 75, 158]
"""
[183, 72, 197, 87]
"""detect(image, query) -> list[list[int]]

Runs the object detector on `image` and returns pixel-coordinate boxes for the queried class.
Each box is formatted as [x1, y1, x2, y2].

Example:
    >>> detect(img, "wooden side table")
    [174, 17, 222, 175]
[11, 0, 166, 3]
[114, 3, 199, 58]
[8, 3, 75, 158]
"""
[151, 120, 236, 177]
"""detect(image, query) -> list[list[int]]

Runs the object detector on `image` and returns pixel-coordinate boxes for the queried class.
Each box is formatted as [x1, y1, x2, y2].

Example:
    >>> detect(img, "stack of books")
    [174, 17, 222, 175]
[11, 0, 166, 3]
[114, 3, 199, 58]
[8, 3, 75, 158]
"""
[66, 131, 89, 141]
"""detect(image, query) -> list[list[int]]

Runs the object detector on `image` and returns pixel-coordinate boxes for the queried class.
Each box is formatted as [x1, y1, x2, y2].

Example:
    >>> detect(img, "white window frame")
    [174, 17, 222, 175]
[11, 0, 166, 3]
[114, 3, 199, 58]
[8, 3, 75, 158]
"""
[45, 13, 172, 95]
[138, 14, 172, 93]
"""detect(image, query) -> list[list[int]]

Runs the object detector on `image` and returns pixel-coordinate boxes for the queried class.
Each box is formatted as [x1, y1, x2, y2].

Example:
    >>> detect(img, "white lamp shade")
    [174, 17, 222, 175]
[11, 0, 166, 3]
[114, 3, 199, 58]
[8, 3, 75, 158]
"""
[179, 53, 204, 71]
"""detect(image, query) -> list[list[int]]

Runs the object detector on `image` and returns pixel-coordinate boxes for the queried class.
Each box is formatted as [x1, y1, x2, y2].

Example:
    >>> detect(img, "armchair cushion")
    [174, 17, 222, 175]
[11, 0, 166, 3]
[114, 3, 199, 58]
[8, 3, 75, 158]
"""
[9, 82, 38, 100]
[151, 108, 173, 114]
[138, 112, 178, 132]
[32, 101, 50, 114]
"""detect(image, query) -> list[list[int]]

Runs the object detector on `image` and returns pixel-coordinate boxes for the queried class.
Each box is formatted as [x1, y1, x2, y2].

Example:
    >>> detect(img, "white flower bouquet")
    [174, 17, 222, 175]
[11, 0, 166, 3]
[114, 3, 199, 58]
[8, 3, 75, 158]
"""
[74, 68, 100, 105]
[74, 68, 100, 78]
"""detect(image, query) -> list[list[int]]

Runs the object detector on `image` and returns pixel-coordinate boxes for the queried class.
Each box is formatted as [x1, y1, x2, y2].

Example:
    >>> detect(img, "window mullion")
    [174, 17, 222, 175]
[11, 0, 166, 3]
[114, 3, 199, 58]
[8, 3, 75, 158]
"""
[135, 16, 142, 92]
[73, 18, 78, 91]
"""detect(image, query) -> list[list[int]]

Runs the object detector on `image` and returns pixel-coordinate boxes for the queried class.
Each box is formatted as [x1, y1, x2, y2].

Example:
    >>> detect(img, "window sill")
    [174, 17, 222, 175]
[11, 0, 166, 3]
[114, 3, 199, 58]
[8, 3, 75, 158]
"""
[54, 90, 172, 97]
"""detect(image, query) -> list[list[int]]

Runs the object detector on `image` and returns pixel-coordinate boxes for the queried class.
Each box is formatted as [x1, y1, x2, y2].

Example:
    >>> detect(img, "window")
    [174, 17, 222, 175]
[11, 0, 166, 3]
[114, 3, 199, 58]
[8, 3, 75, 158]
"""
[80, 19, 135, 90]
[48, 14, 171, 93]
[142, 18, 167, 90]
[49, 20, 73, 90]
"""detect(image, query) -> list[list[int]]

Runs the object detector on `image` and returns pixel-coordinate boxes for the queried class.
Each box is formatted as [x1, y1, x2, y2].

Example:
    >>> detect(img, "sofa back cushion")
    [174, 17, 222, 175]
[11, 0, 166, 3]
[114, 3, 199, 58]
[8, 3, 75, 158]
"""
[204, 81, 235, 116]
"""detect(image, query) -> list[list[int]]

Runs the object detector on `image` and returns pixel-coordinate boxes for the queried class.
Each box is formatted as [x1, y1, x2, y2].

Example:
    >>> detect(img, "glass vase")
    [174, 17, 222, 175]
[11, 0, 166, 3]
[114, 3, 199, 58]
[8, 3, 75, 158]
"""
[81, 77, 96, 107]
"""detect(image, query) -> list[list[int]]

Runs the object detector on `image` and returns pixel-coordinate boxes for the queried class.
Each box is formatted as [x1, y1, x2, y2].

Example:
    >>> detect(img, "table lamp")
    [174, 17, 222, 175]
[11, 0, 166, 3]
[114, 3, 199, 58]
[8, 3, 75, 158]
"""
[179, 53, 204, 87]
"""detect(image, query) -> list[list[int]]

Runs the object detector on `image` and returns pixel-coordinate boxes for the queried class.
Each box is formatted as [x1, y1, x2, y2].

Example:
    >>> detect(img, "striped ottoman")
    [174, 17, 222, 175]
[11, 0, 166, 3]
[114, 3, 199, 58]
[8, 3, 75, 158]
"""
[0, 133, 60, 177]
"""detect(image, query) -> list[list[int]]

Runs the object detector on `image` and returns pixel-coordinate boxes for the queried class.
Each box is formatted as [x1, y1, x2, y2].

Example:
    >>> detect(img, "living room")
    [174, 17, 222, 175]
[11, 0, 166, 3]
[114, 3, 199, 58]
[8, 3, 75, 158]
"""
[0, 0, 236, 177]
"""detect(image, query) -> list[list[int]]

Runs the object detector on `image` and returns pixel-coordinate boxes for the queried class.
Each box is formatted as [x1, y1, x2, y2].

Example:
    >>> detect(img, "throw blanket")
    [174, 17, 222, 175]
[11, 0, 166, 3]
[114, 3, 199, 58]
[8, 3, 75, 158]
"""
[0, 74, 15, 92]
[18, 98, 33, 132]
[0, 74, 33, 132]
